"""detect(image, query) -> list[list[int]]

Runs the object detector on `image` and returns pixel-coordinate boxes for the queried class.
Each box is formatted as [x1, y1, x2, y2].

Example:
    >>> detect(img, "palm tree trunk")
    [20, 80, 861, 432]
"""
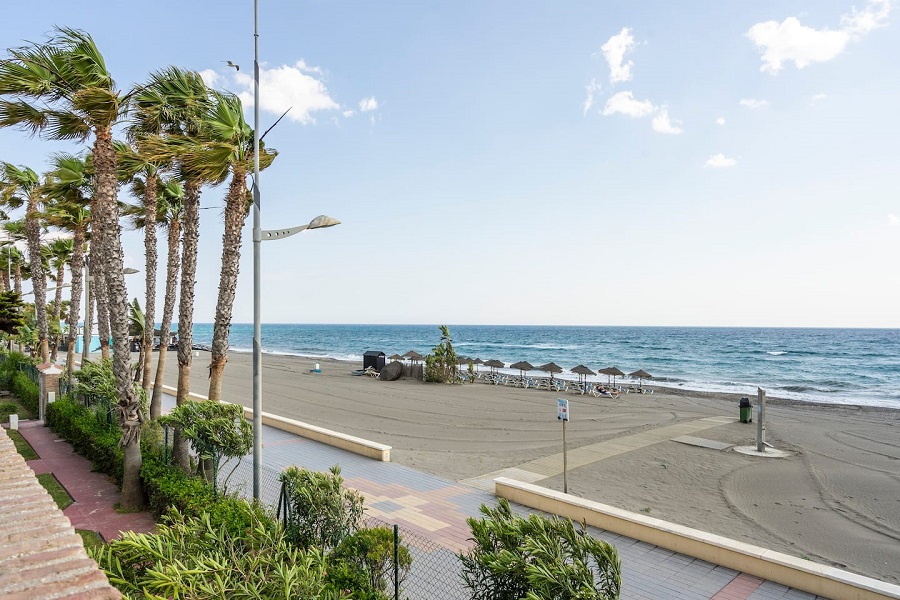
[25, 197, 49, 363]
[95, 254, 111, 360]
[81, 259, 93, 364]
[49, 261, 65, 361]
[173, 179, 201, 470]
[141, 173, 159, 392]
[150, 218, 181, 420]
[94, 125, 144, 511]
[207, 168, 248, 401]
[66, 226, 86, 388]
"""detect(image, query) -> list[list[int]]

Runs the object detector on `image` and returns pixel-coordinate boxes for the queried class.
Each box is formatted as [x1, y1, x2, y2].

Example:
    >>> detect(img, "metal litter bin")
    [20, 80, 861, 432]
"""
[739, 397, 752, 423]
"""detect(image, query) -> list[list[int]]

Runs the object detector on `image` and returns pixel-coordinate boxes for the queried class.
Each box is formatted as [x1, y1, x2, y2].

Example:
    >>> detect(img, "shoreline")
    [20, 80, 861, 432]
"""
[224, 347, 900, 413]
[143, 350, 900, 584]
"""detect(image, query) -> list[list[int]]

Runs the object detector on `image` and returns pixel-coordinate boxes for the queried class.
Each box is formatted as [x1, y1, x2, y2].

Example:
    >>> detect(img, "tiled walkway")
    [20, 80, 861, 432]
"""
[16, 420, 156, 542]
[157, 394, 829, 600]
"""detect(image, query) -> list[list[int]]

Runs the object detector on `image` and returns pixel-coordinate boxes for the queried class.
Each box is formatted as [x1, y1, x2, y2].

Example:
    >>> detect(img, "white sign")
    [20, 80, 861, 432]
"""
[557, 398, 569, 421]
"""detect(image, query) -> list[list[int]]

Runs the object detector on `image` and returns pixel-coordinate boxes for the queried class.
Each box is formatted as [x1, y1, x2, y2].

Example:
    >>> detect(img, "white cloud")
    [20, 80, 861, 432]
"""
[602, 91, 656, 118]
[746, 0, 890, 74]
[716, 117, 726, 126]
[841, 0, 891, 36]
[651, 109, 684, 134]
[889, 213, 900, 226]
[198, 69, 220, 88]
[740, 98, 769, 109]
[235, 60, 339, 124]
[704, 154, 737, 168]
[342, 110, 355, 118]
[601, 27, 637, 83]
[582, 78, 601, 116]
[359, 97, 378, 112]
[811, 93, 827, 103]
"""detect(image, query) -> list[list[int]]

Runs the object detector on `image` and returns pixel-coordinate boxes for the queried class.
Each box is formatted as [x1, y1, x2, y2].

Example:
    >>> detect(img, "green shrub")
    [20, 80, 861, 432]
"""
[0, 401, 18, 421]
[46, 396, 124, 483]
[11, 371, 38, 416]
[279, 465, 364, 551]
[91, 507, 340, 600]
[460, 498, 622, 600]
[326, 526, 411, 599]
[424, 325, 458, 383]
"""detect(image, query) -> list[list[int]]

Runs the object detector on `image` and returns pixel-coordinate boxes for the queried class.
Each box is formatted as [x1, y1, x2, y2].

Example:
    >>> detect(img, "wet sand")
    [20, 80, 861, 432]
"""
[151, 350, 900, 583]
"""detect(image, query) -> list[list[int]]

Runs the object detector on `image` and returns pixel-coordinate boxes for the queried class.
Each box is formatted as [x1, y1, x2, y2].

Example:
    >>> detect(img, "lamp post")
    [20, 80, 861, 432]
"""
[251, 0, 342, 504]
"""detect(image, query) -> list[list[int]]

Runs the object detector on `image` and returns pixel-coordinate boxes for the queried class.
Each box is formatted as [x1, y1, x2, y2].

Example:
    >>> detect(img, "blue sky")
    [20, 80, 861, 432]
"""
[1, 1, 898, 327]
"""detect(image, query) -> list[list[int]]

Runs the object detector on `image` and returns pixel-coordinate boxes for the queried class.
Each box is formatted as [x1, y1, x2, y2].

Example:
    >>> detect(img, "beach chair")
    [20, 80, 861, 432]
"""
[364, 366, 380, 379]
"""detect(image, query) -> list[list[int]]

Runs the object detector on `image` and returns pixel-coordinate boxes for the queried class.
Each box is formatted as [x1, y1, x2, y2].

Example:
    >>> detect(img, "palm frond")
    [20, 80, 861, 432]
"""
[0, 99, 48, 135]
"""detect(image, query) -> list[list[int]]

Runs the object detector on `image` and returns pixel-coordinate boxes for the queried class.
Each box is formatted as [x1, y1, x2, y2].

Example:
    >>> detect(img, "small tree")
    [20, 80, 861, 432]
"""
[460, 499, 622, 600]
[278, 465, 364, 551]
[424, 325, 458, 383]
[160, 401, 252, 487]
[326, 526, 412, 599]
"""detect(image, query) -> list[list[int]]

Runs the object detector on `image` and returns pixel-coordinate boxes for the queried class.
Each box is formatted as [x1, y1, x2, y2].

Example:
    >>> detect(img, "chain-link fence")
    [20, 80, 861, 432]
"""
[215, 459, 470, 600]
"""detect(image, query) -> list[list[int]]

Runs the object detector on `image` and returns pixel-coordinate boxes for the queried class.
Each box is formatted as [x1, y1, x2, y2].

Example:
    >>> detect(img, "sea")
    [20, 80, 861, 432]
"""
[188, 324, 900, 409]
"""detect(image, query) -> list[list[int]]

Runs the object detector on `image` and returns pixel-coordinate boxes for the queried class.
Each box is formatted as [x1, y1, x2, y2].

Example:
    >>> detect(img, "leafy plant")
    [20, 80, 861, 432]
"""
[278, 465, 364, 551]
[159, 401, 252, 487]
[424, 325, 458, 383]
[326, 526, 412, 599]
[459, 498, 622, 600]
[91, 507, 346, 600]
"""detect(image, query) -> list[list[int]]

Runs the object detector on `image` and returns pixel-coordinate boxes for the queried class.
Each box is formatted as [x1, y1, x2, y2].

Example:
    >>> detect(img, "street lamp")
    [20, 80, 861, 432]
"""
[251, 0, 342, 503]
[252, 214, 340, 500]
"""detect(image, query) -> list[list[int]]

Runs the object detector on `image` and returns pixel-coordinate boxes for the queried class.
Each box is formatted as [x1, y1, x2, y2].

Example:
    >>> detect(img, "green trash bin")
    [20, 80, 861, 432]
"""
[739, 397, 752, 423]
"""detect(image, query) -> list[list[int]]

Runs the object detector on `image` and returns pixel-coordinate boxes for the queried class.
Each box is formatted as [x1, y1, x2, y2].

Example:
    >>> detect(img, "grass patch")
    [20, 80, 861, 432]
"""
[0, 395, 34, 421]
[37, 473, 74, 510]
[6, 428, 39, 460]
[76, 529, 105, 551]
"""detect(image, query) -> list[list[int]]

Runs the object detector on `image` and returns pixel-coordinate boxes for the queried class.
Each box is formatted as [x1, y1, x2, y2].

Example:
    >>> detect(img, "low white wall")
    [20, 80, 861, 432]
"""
[157, 384, 391, 462]
[494, 478, 900, 600]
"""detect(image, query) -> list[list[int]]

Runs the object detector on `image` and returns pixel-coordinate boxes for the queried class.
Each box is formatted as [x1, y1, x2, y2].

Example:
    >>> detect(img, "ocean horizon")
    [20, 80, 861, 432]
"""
[183, 323, 900, 410]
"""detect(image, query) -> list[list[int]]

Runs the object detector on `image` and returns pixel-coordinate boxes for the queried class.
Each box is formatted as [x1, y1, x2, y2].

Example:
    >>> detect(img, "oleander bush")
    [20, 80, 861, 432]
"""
[326, 526, 411, 599]
[279, 464, 364, 550]
[460, 498, 622, 600]
[91, 507, 344, 600]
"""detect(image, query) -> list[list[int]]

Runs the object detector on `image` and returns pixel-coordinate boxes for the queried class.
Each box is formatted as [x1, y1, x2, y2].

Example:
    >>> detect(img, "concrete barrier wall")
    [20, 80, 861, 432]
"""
[494, 478, 900, 600]
[157, 384, 391, 462]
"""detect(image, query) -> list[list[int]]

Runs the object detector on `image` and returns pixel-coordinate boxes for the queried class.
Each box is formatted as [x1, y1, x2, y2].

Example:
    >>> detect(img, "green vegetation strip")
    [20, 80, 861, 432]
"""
[6, 428, 38, 460]
[76, 529, 105, 551]
[36, 473, 74, 510]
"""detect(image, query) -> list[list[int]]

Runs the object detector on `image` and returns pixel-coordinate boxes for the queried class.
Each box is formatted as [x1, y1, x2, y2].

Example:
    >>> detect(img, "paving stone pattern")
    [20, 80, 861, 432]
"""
[187, 391, 829, 600]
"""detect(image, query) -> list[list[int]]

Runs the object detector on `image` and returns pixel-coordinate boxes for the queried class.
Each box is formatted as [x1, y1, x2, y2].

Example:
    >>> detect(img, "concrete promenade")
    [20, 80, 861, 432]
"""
[156, 392, 829, 600]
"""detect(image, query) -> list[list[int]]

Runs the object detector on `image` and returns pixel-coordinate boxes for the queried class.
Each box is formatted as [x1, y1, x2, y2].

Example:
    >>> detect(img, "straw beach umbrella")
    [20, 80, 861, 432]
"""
[388, 354, 404, 362]
[472, 358, 483, 372]
[509, 361, 534, 378]
[599, 366, 625, 387]
[483, 359, 505, 374]
[537, 361, 563, 381]
[629, 369, 653, 390]
[570, 364, 595, 385]
[403, 350, 424, 364]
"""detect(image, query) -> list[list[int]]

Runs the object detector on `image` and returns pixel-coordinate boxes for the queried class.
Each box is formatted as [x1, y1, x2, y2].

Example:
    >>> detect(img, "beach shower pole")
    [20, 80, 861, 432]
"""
[756, 387, 766, 452]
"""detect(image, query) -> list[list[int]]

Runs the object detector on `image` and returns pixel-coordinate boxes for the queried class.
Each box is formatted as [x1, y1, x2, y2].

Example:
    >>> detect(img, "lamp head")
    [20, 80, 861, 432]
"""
[307, 215, 341, 230]
[123, 268, 140, 275]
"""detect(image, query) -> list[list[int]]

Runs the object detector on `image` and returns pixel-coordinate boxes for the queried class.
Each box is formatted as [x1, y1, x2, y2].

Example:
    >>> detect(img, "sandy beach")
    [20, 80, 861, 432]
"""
[152, 350, 900, 583]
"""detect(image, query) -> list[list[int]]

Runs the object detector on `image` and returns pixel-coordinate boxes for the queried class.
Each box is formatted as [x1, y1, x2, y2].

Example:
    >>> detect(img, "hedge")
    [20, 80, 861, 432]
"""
[46, 395, 271, 535]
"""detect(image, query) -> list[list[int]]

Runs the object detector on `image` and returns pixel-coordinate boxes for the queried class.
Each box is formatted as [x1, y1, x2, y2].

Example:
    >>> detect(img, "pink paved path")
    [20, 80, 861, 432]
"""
[17, 420, 156, 542]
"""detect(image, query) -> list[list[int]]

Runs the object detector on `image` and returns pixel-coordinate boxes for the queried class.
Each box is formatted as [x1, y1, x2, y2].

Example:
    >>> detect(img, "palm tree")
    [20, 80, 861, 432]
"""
[44, 237, 73, 361]
[132, 67, 211, 469]
[0, 28, 143, 509]
[177, 90, 277, 402]
[124, 177, 183, 419]
[117, 140, 164, 392]
[1, 220, 27, 295]
[43, 154, 92, 386]
[0, 163, 50, 362]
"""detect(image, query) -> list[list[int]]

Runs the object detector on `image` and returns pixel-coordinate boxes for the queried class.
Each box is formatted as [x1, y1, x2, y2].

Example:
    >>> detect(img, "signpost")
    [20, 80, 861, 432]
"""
[557, 398, 569, 493]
